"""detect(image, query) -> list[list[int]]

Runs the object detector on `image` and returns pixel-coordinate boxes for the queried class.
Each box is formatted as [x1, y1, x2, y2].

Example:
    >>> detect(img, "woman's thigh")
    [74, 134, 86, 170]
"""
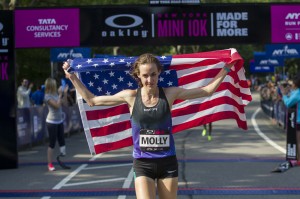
[134, 176, 156, 199]
[157, 177, 178, 199]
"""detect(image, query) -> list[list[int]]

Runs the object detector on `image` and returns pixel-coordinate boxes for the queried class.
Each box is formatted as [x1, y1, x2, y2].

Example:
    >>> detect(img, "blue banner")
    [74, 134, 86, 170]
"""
[254, 52, 284, 66]
[50, 48, 91, 62]
[30, 106, 46, 143]
[250, 61, 275, 73]
[265, 44, 300, 58]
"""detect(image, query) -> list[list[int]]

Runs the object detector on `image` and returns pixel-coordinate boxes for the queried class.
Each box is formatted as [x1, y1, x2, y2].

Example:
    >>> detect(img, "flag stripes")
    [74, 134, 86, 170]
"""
[71, 48, 251, 155]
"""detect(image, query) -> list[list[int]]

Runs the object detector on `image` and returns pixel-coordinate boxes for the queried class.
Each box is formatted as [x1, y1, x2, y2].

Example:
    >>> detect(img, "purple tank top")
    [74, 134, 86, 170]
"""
[130, 87, 176, 159]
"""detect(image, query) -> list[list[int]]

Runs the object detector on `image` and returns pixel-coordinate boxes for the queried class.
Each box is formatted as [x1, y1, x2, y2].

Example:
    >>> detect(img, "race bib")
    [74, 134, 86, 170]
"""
[139, 129, 170, 152]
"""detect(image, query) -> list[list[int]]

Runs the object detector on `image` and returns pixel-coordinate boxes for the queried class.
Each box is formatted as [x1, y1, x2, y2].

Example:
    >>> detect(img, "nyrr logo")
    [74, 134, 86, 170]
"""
[272, 45, 299, 56]
[259, 59, 279, 65]
[285, 13, 300, 20]
[102, 14, 148, 38]
[57, 49, 84, 59]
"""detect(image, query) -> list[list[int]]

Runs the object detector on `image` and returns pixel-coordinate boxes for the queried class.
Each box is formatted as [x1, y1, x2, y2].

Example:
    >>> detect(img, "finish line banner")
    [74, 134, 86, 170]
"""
[80, 4, 270, 46]
[14, 4, 271, 48]
[17, 4, 300, 48]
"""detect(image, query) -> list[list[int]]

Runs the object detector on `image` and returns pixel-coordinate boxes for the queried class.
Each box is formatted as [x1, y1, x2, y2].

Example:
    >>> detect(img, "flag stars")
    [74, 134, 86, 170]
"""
[105, 91, 111, 95]
[126, 62, 132, 67]
[119, 59, 125, 62]
[127, 82, 133, 87]
[159, 77, 164, 82]
[109, 71, 115, 77]
[86, 59, 93, 64]
[103, 79, 108, 84]
[97, 87, 102, 92]
[112, 84, 118, 89]
[109, 62, 115, 67]
[86, 71, 90, 74]
[118, 76, 124, 82]
[165, 70, 171, 75]
[94, 73, 99, 79]
[167, 81, 173, 86]
[76, 64, 82, 69]
[125, 70, 130, 75]
[160, 56, 167, 59]
[88, 81, 94, 87]
[93, 63, 99, 68]
[103, 58, 109, 63]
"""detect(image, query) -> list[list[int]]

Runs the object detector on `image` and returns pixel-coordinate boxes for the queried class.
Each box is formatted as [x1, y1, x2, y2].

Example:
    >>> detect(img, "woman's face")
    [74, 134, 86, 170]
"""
[137, 63, 161, 88]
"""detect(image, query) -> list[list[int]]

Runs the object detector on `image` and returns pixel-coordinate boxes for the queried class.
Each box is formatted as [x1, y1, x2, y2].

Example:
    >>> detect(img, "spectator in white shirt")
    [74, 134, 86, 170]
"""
[17, 79, 33, 108]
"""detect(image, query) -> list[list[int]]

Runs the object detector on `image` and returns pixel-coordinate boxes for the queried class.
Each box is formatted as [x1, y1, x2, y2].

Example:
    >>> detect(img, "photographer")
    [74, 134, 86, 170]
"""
[279, 73, 300, 166]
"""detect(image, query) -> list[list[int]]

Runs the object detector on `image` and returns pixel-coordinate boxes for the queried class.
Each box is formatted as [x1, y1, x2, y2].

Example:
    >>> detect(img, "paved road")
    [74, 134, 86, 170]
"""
[1, 91, 299, 199]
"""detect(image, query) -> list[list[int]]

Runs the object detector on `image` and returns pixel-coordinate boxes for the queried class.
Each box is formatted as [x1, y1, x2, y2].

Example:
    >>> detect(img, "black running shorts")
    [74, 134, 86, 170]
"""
[133, 155, 178, 180]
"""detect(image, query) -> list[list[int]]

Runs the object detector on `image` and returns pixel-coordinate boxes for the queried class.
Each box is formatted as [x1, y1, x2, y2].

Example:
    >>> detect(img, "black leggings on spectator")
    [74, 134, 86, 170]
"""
[46, 122, 65, 149]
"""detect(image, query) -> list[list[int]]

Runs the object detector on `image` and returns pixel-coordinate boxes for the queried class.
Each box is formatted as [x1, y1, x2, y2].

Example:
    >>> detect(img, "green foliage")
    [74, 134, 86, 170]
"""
[16, 48, 51, 88]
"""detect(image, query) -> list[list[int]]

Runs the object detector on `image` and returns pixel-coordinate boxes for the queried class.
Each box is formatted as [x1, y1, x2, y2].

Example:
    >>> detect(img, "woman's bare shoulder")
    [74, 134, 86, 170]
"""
[118, 89, 137, 97]
[162, 86, 182, 99]
[163, 86, 182, 94]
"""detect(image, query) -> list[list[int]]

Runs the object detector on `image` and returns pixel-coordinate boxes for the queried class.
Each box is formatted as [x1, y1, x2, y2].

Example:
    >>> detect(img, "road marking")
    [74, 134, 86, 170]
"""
[63, 177, 126, 187]
[118, 167, 134, 199]
[41, 154, 103, 199]
[4, 187, 300, 197]
[251, 107, 286, 154]
[84, 163, 132, 170]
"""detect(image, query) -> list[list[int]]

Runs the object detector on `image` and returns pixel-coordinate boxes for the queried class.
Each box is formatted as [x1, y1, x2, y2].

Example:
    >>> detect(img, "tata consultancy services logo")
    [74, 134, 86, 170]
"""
[101, 14, 149, 38]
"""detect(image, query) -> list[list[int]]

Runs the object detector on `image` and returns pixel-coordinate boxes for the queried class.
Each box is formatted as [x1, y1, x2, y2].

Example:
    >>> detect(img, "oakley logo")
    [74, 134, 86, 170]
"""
[105, 14, 143, 28]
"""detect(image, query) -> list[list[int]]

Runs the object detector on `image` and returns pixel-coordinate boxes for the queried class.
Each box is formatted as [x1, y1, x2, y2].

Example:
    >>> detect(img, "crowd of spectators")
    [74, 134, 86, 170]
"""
[256, 73, 294, 129]
[16, 78, 75, 108]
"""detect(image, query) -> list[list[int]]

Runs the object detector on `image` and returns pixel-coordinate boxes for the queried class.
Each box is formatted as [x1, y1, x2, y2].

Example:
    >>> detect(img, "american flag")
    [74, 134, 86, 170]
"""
[68, 48, 252, 155]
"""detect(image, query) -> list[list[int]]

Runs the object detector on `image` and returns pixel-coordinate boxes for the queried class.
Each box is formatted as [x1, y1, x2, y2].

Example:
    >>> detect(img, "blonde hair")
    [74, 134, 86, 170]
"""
[44, 78, 57, 95]
[130, 53, 163, 87]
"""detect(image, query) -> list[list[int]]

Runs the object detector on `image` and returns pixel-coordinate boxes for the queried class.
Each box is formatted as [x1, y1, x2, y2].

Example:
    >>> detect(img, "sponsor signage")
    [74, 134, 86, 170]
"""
[0, 11, 17, 169]
[149, 0, 201, 5]
[50, 47, 91, 62]
[254, 52, 284, 66]
[266, 44, 300, 58]
[271, 5, 300, 43]
[80, 7, 152, 46]
[80, 4, 270, 46]
[15, 8, 80, 48]
[152, 4, 270, 44]
[286, 105, 297, 160]
[250, 61, 275, 73]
